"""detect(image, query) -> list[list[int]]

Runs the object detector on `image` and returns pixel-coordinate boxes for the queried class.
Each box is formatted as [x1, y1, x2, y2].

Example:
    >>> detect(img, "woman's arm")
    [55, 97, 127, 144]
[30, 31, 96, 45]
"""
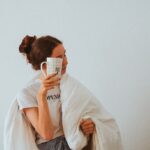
[23, 73, 60, 140]
[23, 98, 53, 140]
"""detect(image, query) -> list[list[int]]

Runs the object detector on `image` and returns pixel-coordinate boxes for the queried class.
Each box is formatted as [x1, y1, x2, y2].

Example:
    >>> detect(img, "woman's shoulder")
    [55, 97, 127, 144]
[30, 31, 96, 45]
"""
[16, 73, 41, 107]
[17, 72, 41, 98]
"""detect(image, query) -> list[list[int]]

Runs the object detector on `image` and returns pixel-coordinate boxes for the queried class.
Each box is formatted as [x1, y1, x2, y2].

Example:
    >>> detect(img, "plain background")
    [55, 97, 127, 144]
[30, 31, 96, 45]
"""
[0, 0, 150, 150]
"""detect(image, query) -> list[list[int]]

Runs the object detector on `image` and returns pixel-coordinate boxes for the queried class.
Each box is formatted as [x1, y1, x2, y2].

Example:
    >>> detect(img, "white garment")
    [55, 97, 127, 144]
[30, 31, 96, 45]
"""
[4, 73, 123, 150]
[17, 77, 64, 144]
[4, 98, 39, 150]
[60, 74, 123, 150]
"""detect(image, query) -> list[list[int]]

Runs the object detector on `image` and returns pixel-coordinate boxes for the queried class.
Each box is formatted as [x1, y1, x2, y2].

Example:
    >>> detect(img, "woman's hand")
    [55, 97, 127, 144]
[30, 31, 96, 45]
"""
[80, 118, 95, 136]
[38, 73, 60, 100]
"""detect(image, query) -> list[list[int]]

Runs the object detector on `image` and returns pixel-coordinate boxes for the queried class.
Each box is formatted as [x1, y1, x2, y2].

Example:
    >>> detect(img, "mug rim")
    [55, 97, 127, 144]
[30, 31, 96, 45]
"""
[46, 57, 63, 61]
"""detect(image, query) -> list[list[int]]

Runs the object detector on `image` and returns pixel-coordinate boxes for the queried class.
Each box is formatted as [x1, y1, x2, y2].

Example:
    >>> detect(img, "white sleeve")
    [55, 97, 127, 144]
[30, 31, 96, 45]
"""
[17, 88, 38, 110]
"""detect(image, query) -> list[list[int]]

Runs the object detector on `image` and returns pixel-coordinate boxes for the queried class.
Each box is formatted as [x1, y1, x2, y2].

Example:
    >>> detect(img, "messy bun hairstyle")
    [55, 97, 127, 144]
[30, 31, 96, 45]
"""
[19, 35, 62, 70]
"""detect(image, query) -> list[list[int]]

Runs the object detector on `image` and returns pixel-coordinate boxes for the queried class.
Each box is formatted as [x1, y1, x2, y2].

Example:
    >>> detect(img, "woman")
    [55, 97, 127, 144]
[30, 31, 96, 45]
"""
[18, 35, 95, 150]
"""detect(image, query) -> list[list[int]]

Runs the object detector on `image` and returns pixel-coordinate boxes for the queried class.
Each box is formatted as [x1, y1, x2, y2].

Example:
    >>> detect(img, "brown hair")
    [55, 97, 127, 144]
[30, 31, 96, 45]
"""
[19, 35, 62, 70]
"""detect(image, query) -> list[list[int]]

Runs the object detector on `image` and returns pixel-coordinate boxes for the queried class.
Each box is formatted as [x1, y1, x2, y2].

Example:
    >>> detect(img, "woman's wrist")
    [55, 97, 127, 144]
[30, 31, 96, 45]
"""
[37, 90, 47, 102]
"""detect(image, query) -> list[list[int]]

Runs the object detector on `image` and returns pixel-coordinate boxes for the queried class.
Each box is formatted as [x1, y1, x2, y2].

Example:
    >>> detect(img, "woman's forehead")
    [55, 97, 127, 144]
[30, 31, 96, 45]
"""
[51, 44, 66, 57]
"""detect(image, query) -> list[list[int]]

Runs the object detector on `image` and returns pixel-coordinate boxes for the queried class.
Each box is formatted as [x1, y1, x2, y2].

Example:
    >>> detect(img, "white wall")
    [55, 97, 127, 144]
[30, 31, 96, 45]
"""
[0, 0, 150, 150]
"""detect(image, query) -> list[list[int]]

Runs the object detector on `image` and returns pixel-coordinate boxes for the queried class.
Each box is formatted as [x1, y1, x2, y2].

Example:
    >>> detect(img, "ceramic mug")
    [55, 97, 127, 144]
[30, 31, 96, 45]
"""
[40, 58, 63, 78]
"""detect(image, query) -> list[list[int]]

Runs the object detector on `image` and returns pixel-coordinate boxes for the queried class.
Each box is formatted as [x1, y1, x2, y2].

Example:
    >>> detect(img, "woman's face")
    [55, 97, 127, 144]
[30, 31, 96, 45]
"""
[50, 44, 68, 75]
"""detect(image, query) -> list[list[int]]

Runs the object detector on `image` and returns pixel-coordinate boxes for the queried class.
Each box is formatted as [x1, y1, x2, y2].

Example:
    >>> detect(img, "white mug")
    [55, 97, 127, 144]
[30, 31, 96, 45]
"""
[40, 58, 63, 78]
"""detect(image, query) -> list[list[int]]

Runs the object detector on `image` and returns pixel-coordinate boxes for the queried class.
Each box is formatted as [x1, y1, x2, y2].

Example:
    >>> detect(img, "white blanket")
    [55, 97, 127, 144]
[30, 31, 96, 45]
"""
[4, 99, 39, 150]
[60, 74, 123, 150]
[4, 73, 123, 150]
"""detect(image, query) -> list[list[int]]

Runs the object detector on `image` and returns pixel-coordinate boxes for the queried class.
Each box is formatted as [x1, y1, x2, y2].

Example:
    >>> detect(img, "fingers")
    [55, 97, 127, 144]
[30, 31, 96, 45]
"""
[38, 73, 61, 98]
[80, 119, 95, 136]
[81, 123, 94, 129]
[81, 127, 94, 136]
[40, 73, 58, 80]
[43, 78, 60, 85]
[83, 129, 94, 136]
[39, 73, 61, 92]
[80, 118, 94, 126]
[43, 82, 60, 89]
[45, 73, 58, 80]
[40, 73, 60, 85]
[40, 81, 60, 92]
[81, 124, 95, 133]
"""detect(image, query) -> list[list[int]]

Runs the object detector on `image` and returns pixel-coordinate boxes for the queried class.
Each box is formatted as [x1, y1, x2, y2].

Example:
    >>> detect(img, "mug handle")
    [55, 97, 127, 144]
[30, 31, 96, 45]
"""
[40, 61, 47, 78]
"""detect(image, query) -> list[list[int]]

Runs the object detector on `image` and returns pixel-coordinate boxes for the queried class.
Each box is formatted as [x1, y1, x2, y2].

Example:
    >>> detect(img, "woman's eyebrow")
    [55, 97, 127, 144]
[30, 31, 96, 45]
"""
[56, 50, 66, 57]
[56, 55, 63, 58]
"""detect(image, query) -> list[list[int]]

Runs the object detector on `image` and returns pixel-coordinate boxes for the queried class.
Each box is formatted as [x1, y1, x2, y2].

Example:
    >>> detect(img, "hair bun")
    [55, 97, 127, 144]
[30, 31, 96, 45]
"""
[19, 35, 36, 54]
